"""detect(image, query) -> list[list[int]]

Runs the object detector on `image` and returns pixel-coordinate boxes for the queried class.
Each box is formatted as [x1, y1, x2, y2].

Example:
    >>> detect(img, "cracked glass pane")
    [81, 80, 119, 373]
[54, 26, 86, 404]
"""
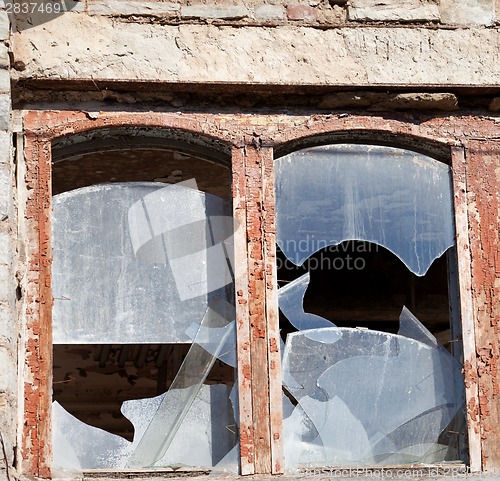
[52, 182, 233, 344]
[275, 144, 454, 276]
[282, 322, 463, 467]
[128, 299, 236, 468]
[276, 144, 463, 468]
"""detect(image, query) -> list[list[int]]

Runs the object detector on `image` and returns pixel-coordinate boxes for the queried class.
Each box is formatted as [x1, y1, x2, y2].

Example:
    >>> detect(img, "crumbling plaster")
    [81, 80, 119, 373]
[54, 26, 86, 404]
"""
[11, 15, 500, 85]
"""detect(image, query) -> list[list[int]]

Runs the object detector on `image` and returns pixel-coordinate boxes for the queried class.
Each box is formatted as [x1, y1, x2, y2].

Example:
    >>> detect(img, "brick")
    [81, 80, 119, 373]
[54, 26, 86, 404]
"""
[0, 69, 9, 94]
[88, 1, 180, 16]
[180, 4, 249, 20]
[319, 91, 387, 109]
[286, 4, 317, 20]
[440, 0, 495, 25]
[0, 305, 13, 340]
[64, 0, 86, 12]
[0, 344, 14, 392]
[489, 97, 500, 112]
[0, 43, 8, 69]
[254, 4, 286, 22]
[348, 0, 440, 22]
[0, 12, 8, 40]
[0, 164, 10, 219]
[371, 92, 459, 111]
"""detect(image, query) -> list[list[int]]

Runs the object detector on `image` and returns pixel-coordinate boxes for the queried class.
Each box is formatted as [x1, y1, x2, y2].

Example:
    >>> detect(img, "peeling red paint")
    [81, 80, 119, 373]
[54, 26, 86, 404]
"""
[466, 140, 500, 469]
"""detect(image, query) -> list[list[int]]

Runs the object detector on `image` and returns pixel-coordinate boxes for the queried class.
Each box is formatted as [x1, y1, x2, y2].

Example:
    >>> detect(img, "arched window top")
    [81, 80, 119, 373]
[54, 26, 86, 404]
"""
[275, 144, 455, 276]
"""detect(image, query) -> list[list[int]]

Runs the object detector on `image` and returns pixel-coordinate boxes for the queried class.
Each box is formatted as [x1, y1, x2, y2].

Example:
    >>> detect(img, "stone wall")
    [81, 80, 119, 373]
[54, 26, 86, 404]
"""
[10, 0, 500, 86]
[0, 0, 15, 480]
[12, 0, 500, 27]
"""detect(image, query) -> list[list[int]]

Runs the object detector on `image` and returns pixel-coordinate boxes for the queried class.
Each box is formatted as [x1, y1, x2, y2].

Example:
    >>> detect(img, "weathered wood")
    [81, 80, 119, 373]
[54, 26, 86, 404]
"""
[21, 135, 53, 479]
[451, 146, 482, 472]
[244, 144, 272, 474]
[463, 141, 500, 470]
[261, 149, 284, 474]
[232, 147, 255, 475]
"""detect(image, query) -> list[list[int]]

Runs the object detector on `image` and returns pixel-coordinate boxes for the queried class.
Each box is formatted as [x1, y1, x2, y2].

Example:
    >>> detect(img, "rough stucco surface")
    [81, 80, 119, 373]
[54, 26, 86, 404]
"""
[12, 16, 500, 85]
[0, 0, 14, 478]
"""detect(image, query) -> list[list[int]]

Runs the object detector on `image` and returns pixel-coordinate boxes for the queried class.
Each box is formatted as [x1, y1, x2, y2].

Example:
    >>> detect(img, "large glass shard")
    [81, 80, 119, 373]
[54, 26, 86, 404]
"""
[185, 322, 236, 367]
[52, 383, 237, 470]
[278, 273, 340, 343]
[282, 327, 463, 467]
[210, 445, 240, 476]
[124, 383, 237, 467]
[275, 145, 454, 276]
[127, 298, 235, 468]
[398, 305, 439, 348]
[283, 395, 325, 468]
[52, 182, 233, 344]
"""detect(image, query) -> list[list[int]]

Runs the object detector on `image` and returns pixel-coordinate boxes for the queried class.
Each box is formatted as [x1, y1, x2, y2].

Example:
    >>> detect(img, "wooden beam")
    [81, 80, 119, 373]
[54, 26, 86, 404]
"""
[462, 141, 500, 470]
[451, 145, 481, 472]
[233, 143, 284, 474]
[21, 134, 53, 479]
[244, 144, 272, 474]
[261, 149, 284, 474]
[232, 146, 254, 475]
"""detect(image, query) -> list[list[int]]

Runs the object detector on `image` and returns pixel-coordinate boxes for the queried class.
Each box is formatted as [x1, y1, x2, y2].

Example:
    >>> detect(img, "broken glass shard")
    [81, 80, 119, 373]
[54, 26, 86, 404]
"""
[52, 400, 133, 470]
[185, 321, 236, 367]
[398, 305, 439, 348]
[282, 327, 463, 466]
[278, 273, 340, 344]
[127, 298, 235, 468]
[275, 144, 455, 276]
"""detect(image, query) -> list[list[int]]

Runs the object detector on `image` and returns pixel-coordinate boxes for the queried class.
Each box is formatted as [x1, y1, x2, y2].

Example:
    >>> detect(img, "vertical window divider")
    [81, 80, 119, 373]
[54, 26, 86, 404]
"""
[233, 143, 284, 475]
[262, 147, 284, 475]
[232, 146, 255, 475]
[21, 134, 53, 478]
[451, 145, 481, 472]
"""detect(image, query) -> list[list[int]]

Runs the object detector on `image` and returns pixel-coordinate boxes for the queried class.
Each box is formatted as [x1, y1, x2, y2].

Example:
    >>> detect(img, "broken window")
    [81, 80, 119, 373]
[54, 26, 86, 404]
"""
[51, 146, 239, 473]
[275, 144, 465, 469]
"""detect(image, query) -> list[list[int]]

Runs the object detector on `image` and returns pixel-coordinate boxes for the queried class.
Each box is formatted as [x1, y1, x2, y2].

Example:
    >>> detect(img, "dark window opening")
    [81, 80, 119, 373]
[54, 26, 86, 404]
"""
[53, 344, 235, 442]
[278, 240, 451, 343]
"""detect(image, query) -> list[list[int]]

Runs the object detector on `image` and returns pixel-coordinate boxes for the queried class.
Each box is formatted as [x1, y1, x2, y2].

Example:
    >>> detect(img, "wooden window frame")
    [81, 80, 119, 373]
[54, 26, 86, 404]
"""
[19, 110, 488, 478]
